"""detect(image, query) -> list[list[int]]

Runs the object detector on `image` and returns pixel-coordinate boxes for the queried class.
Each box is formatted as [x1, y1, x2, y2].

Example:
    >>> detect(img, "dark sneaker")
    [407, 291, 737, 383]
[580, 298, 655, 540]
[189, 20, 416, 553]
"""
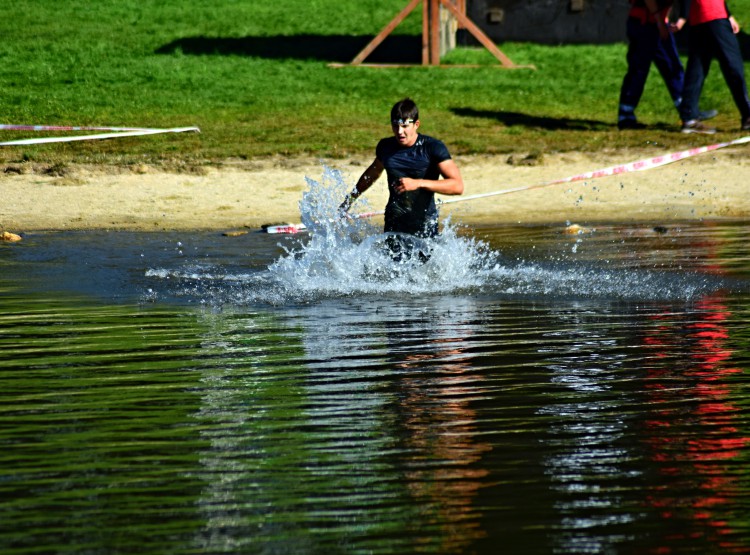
[681, 120, 716, 134]
[618, 119, 647, 130]
[698, 109, 718, 121]
[742, 118, 750, 131]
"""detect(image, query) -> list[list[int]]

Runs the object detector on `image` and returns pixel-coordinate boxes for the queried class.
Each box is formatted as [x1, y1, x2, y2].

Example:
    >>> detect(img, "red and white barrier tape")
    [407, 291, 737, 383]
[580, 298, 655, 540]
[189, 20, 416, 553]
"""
[263, 223, 308, 234]
[0, 124, 200, 146]
[262, 210, 386, 234]
[440, 135, 750, 206]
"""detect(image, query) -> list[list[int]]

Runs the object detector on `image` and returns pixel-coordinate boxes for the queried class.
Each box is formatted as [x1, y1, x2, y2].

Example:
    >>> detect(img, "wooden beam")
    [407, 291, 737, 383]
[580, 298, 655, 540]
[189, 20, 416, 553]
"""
[438, 0, 516, 67]
[331, 0, 535, 69]
[351, 0, 422, 65]
[447, 0, 466, 29]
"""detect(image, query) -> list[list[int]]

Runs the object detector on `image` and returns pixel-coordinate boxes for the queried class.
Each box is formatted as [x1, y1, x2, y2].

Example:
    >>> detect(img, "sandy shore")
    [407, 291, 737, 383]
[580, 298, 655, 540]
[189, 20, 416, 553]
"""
[2, 147, 749, 234]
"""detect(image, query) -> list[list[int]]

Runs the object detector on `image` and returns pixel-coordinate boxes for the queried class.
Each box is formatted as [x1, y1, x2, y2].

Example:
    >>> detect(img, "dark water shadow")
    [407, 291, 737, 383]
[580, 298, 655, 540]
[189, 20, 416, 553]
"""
[155, 34, 422, 64]
[451, 107, 612, 131]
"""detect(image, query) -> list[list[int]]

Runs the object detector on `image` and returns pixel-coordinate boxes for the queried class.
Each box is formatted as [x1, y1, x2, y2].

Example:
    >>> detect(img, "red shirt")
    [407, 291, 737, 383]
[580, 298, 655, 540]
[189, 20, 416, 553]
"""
[682, 0, 729, 25]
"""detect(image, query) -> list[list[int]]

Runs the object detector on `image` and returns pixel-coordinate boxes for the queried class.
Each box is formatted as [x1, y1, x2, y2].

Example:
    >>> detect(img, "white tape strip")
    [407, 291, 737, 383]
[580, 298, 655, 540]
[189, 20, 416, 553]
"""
[0, 124, 160, 132]
[0, 126, 200, 146]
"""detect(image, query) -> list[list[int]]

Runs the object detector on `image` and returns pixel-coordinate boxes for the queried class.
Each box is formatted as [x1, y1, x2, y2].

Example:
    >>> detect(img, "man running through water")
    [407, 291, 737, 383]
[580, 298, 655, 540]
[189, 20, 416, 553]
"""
[339, 98, 464, 259]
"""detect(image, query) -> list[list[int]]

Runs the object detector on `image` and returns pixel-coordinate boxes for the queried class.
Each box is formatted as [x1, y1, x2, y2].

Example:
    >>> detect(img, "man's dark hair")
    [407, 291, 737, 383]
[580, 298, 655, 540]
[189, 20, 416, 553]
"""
[391, 98, 419, 122]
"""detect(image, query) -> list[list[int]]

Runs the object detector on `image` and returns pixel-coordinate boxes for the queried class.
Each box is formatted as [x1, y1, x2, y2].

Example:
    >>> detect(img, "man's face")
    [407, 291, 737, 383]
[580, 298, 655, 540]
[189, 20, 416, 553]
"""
[391, 118, 420, 147]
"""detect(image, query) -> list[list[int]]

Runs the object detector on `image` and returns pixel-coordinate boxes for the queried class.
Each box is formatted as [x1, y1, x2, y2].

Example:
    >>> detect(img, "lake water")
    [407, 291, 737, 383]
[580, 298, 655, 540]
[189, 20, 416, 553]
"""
[2, 172, 749, 554]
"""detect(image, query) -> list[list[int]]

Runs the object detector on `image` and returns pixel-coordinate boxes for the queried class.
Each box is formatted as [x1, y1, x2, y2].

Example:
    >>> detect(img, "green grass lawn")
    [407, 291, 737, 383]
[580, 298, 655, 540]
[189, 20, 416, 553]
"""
[2, 0, 749, 168]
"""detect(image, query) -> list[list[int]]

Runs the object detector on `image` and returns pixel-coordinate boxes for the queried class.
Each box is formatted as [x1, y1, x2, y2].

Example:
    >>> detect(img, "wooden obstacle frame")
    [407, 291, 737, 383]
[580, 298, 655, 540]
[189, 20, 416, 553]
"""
[329, 0, 534, 69]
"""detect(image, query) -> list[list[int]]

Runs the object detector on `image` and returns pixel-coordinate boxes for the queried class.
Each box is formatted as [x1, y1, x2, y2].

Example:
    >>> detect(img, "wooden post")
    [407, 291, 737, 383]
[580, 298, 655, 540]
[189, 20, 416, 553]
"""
[422, 0, 430, 65]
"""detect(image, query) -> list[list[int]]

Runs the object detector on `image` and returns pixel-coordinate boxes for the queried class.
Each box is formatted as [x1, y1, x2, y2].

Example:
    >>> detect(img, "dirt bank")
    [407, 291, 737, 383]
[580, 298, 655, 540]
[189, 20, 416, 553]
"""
[2, 148, 749, 233]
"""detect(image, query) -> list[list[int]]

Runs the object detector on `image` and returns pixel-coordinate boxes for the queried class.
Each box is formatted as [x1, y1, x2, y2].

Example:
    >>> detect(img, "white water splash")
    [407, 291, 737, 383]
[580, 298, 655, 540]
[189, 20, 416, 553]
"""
[142, 165, 727, 305]
[267, 165, 498, 299]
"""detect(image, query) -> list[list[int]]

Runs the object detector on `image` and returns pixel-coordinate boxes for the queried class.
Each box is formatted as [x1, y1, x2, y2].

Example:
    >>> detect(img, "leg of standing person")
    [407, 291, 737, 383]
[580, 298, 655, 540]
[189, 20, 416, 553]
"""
[679, 23, 717, 133]
[707, 18, 750, 128]
[653, 31, 685, 108]
[618, 17, 658, 129]
[654, 32, 719, 121]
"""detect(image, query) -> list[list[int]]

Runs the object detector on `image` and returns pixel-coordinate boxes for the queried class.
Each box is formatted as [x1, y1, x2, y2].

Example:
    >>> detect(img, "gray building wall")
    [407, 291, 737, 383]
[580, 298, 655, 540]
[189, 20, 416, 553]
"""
[465, 0, 631, 44]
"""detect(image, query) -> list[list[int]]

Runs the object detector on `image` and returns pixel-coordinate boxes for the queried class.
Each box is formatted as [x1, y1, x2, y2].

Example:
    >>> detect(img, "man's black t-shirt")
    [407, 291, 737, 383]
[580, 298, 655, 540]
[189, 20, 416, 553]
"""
[375, 134, 451, 237]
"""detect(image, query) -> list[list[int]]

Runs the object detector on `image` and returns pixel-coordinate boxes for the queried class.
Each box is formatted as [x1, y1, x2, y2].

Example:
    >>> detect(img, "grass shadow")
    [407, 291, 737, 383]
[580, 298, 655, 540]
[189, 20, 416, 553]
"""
[155, 34, 422, 64]
[452, 107, 612, 131]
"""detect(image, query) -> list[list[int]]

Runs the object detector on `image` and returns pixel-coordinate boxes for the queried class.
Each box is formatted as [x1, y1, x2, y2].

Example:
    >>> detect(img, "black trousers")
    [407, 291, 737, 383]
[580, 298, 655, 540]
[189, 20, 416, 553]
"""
[679, 18, 750, 122]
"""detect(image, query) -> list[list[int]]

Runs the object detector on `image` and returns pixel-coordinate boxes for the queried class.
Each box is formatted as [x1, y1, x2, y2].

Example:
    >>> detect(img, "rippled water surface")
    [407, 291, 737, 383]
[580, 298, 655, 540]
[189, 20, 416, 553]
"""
[2, 216, 749, 554]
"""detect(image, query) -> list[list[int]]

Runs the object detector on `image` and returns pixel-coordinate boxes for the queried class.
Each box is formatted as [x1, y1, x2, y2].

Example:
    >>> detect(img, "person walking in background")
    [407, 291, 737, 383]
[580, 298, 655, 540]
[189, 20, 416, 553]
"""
[618, 0, 718, 130]
[671, 0, 750, 134]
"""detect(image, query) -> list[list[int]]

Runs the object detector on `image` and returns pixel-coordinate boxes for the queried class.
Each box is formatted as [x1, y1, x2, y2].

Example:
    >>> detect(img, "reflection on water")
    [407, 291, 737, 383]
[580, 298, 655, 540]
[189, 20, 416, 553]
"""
[191, 297, 494, 553]
[1, 221, 749, 554]
[640, 296, 750, 553]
